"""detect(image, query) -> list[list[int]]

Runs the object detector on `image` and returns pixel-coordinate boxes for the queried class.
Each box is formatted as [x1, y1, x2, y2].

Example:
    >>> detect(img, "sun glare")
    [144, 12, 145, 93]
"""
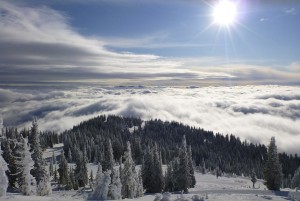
[213, 0, 237, 26]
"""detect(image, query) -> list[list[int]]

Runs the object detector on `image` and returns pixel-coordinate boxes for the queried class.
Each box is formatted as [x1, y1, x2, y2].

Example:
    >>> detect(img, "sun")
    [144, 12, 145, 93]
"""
[213, 0, 237, 26]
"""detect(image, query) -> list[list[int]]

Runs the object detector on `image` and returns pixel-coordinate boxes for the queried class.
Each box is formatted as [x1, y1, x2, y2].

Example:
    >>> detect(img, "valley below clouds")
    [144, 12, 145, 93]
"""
[1, 84, 300, 154]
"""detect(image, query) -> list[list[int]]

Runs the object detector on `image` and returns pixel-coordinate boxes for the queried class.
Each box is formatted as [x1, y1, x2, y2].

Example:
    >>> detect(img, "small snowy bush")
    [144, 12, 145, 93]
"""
[192, 195, 204, 201]
[154, 193, 204, 201]
[154, 193, 172, 201]
[37, 175, 52, 196]
[154, 194, 163, 201]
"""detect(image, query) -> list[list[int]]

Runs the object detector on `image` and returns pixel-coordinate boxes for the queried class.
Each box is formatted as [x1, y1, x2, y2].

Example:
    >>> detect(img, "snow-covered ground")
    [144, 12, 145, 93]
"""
[2, 144, 299, 201]
[4, 172, 300, 201]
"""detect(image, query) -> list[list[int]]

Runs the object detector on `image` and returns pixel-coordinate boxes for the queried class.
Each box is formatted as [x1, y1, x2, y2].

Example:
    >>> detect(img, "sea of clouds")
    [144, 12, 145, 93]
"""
[1, 85, 300, 154]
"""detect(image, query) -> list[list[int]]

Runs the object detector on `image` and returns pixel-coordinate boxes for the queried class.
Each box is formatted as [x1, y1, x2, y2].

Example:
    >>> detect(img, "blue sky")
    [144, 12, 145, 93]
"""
[56, 1, 299, 61]
[0, 0, 300, 85]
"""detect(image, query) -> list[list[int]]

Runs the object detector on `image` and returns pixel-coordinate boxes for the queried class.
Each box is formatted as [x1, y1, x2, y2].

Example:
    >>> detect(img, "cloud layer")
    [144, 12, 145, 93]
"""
[1, 85, 300, 154]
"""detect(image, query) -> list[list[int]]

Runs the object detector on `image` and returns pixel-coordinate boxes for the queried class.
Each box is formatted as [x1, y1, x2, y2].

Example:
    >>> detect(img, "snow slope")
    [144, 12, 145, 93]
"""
[2, 144, 299, 201]
[3, 172, 300, 201]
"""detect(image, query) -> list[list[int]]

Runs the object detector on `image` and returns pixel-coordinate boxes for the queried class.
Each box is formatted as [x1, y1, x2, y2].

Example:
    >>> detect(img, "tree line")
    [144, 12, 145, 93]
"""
[1, 114, 300, 198]
[60, 115, 300, 183]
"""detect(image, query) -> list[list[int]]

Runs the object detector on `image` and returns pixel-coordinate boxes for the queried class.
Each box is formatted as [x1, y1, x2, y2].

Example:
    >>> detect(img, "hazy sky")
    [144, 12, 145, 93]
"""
[0, 0, 299, 85]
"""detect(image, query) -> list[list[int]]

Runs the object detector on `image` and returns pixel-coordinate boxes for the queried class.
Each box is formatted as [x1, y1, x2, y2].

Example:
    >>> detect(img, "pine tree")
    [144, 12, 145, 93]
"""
[264, 137, 282, 191]
[108, 168, 122, 200]
[95, 163, 103, 187]
[53, 166, 58, 182]
[90, 170, 111, 200]
[164, 162, 174, 192]
[2, 136, 19, 187]
[251, 169, 257, 188]
[187, 145, 196, 188]
[58, 151, 68, 185]
[16, 137, 36, 196]
[70, 168, 78, 190]
[49, 158, 53, 176]
[89, 169, 94, 190]
[0, 143, 8, 197]
[151, 144, 164, 193]
[287, 174, 292, 189]
[142, 146, 153, 192]
[103, 139, 114, 171]
[65, 166, 73, 190]
[67, 150, 72, 163]
[291, 166, 300, 189]
[28, 118, 51, 195]
[172, 158, 180, 191]
[37, 173, 52, 195]
[135, 169, 143, 197]
[74, 150, 88, 187]
[201, 158, 206, 174]
[121, 141, 138, 198]
[141, 144, 164, 193]
[175, 135, 190, 193]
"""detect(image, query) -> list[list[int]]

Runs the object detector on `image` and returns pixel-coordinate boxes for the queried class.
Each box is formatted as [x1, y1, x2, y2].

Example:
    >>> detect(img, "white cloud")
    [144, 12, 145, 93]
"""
[289, 61, 300, 72]
[0, 1, 300, 85]
[284, 7, 296, 15]
[1, 85, 300, 154]
[260, 18, 269, 22]
[0, 1, 185, 82]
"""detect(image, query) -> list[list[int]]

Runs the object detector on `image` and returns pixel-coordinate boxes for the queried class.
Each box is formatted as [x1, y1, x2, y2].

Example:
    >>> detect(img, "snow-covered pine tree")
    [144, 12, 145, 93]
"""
[37, 173, 52, 195]
[16, 137, 36, 196]
[89, 169, 94, 190]
[175, 135, 190, 193]
[164, 161, 174, 192]
[1, 139, 19, 188]
[135, 169, 143, 197]
[49, 157, 53, 176]
[287, 174, 292, 188]
[28, 118, 51, 195]
[65, 166, 73, 190]
[264, 137, 282, 191]
[121, 141, 138, 199]
[108, 168, 122, 200]
[89, 170, 111, 200]
[103, 139, 114, 171]
[251, 169, 257, 188]
[0, 143, 8, 197]
[58, 151, 68, 185]
[74, 150, 88, 187]
[151, 143, 164, 193]
[201, 158, 206, 174]
[142, 146, 153, 192]
[291, 166, 300, 189]
[95, 163, 103, 187]
[172, 158, 180, 191]
[187, 145, 196, 188]
[67, 150, 72, 163]
[70, 167, 78, 190]
[53, 166, 58, 182]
